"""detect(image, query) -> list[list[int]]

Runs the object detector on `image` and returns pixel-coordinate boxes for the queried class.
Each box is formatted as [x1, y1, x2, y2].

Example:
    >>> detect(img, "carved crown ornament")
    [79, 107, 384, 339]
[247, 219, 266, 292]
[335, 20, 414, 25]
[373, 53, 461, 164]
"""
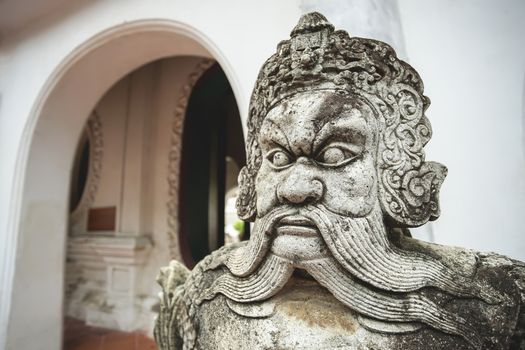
[236, 12, 446, 228]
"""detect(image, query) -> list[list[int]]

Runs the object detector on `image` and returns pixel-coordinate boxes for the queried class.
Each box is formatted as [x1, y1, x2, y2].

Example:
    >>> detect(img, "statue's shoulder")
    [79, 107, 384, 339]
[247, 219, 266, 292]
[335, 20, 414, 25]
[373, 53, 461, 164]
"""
[153, 243, 245, 350]
[471, 249, 525, 347]
[398, 234, 525, 286]
[398, 235, 525, 347]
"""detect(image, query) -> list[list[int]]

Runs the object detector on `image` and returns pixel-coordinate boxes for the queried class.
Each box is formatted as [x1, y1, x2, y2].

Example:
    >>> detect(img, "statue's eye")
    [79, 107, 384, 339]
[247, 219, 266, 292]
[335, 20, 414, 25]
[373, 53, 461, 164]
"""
[268, 150, 292, 168]
[316, 145, 359, 167]
[320, 147, 346, 164]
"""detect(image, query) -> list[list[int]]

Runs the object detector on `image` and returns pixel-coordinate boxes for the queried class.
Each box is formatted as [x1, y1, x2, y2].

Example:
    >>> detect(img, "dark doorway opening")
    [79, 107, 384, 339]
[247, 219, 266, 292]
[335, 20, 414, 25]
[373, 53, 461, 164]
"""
[179, 63, 248, 267]
[69, 134, 90, 212]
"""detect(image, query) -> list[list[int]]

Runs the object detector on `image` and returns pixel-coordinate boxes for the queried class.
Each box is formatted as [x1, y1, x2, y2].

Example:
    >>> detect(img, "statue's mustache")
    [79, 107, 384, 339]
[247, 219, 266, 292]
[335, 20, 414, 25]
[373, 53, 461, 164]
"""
[205, 205, 317, 277]
[219, 205, 297, 276]
[304, 204, 499, 303]
[209, 203, 499, 304]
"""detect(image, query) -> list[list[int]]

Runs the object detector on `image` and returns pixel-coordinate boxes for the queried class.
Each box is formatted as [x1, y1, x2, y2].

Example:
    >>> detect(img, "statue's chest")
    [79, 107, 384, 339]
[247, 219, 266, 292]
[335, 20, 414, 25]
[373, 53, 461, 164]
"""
[194, 284, 491, 350]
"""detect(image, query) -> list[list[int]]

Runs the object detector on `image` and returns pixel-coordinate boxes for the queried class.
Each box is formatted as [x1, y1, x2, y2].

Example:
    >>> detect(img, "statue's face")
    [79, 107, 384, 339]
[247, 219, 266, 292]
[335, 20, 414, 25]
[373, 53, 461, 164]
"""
[255, 90, 379, 262]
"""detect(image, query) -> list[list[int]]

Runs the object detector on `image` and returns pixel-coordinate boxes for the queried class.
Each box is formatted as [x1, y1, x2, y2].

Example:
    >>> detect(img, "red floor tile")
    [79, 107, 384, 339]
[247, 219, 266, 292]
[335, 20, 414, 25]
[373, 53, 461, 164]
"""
[63, 317, 157, 350]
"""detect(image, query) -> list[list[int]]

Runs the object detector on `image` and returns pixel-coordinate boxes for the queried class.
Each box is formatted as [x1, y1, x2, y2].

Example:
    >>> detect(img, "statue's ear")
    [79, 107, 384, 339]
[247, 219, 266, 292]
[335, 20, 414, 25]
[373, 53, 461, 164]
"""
[379, 161, 447, 227]
[236, 166, 257, 222]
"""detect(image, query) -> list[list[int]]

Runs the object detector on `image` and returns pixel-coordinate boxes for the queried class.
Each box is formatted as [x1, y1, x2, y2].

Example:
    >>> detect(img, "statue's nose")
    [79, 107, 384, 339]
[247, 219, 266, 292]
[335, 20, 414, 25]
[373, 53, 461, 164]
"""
[276, 162, 323, 205]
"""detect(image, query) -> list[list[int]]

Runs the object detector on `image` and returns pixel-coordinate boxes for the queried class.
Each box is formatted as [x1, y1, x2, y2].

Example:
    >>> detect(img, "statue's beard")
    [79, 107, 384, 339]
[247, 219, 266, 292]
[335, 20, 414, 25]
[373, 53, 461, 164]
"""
[199, 204, 497, 348]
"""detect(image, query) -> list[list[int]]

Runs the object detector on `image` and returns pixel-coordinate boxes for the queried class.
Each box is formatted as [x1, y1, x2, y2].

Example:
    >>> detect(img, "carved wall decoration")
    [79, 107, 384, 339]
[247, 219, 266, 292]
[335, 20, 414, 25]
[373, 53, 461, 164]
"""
[69, 111, 104, 234]
[166, 59, 214, 259]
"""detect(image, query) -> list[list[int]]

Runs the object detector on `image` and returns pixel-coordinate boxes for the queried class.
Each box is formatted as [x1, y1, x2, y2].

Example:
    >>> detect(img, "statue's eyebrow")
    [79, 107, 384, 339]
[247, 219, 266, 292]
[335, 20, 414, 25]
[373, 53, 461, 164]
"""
[259, 118, 292, 152]
[312, 114, 367, 154]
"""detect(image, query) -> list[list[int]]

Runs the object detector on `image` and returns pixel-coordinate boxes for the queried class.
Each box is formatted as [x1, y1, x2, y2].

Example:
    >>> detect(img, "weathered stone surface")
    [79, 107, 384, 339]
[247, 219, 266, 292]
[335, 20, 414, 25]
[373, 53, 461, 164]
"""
[154, 12, 525, 350]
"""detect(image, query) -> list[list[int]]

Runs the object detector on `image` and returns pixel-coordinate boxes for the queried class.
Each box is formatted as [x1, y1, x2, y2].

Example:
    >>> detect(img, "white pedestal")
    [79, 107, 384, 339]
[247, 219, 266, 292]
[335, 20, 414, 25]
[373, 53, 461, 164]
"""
[65, 234, 156, 332]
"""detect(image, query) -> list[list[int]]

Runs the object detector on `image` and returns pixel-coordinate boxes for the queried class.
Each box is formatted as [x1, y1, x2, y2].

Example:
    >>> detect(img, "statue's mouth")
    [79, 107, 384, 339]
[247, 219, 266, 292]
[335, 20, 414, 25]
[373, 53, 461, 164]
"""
[276, 215, 318, 237]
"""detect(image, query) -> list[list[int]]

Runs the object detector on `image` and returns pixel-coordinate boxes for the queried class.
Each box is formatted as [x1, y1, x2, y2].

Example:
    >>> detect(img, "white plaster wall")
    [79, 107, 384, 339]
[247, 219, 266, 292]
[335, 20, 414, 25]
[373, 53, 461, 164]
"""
[398, 0, 525, 261]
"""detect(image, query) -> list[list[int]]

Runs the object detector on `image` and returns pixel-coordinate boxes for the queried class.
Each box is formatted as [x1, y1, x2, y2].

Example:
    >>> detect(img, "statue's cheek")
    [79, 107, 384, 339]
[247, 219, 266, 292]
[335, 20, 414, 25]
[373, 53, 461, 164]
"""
[255, 165, 281, 216]
[321, 160, 378, 217]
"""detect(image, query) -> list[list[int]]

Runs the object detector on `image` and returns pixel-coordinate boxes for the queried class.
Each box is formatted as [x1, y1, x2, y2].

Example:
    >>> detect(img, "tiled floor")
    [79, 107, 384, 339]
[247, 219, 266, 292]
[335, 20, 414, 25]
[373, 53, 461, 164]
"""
[63, 318, 157, 350]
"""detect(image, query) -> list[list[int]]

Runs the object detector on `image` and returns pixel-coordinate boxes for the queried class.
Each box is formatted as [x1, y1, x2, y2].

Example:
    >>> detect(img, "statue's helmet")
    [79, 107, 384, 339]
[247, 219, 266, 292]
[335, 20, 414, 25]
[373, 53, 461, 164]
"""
[236, 12, 447, 228]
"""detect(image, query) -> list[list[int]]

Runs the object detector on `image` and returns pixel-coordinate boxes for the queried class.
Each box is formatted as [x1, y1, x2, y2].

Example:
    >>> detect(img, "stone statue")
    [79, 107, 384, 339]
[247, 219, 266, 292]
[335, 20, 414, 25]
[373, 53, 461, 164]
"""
[154, 12, 525, 350]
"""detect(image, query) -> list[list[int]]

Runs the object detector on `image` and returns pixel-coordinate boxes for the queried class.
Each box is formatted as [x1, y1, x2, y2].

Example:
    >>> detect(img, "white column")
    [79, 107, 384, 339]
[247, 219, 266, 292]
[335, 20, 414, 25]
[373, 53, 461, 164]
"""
[119, 64, 155, 235]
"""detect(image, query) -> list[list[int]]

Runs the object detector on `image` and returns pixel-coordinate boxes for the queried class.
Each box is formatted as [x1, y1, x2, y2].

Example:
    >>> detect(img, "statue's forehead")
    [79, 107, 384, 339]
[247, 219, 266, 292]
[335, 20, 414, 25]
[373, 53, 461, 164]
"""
[268, 91, 346, 119]
[262, 91, 374, 136]
[259, 91, 376, 154]
[264, 91, 372, 126]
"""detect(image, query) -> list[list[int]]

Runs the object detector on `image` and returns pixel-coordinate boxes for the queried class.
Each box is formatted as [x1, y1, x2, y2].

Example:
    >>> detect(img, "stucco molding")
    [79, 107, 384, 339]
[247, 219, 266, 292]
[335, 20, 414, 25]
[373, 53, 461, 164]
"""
[166, 59, 214, 260]
[69, 111, 104, 233]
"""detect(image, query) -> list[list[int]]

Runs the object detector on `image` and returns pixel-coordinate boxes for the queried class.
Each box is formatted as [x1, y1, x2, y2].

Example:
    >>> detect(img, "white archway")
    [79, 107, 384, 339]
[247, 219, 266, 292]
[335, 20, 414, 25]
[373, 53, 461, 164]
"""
[2, 19, 244, 350]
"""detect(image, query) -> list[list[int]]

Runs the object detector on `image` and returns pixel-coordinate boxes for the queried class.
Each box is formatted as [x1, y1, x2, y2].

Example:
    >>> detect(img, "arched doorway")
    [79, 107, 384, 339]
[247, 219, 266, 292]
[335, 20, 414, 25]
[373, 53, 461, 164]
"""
[63, 57, 246, 347]
[4, 20, 245, 350]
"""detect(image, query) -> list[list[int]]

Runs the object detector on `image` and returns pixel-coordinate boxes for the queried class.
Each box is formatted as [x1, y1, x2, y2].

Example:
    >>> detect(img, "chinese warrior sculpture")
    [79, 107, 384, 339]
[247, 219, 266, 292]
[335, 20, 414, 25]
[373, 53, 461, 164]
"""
[155, 12, 525, 350]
